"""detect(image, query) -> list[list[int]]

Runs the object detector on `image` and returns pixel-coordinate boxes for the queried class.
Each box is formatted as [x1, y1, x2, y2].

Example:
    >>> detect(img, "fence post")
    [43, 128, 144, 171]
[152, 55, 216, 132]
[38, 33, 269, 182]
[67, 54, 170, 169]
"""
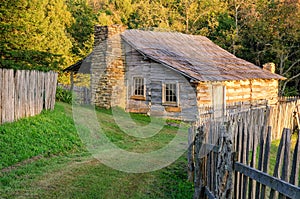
[70, 71, 74, 91]
[193, 125, 206, 199]
[290, 129, 300, 186]
[188, 125, 195, 182]
[279, 128, 291, 199]
[216, 124, 233, 199]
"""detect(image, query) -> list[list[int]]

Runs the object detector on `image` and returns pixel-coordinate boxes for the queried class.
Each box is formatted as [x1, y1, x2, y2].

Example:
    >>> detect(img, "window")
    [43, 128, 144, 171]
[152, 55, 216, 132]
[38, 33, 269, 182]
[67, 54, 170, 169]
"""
[133, 77, 145, 96]
[163, 82, 179, 106]
[165, 83, 177, 102]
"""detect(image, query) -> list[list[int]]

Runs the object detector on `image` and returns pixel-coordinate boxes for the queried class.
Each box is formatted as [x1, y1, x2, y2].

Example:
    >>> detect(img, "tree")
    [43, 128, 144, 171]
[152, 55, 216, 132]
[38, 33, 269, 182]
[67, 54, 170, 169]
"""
[0, 0, 73, 71]
[67, 0, 96, 58]
[237, 0, 300, 95]
[127, 0, 177, 30]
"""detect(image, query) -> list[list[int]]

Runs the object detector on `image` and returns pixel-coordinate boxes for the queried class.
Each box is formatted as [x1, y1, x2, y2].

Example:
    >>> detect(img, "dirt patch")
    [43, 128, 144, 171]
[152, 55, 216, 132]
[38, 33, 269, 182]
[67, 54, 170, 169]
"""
[1, 155, 44, 173]
[34, 157, 99, 190]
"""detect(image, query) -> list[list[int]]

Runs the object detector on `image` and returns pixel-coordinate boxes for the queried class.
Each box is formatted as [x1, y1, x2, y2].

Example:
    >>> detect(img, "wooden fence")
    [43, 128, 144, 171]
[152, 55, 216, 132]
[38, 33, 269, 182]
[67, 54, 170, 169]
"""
[0, 69, 57, 124]
[234, 127, 300, 199]
[189, 102, 300, 199]
[269, 97, 300, 139]
[73, 86, 91, 104]
[197, 97, 300, 140]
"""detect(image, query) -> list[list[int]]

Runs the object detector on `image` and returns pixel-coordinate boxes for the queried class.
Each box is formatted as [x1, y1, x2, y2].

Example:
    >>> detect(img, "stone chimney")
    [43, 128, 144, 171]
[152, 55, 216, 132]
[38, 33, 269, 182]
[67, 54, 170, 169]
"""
[94, 24, 127, 47]
[91, 25, 127, 109]
[263, 62, 276, 73]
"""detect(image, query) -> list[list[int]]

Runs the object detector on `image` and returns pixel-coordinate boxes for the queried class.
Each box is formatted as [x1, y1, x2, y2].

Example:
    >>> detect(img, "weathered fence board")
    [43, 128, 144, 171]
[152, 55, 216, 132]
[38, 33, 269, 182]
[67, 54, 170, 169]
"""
[279, 128, 291, 199]
[216, 125, 233, 198]
[2, 69, 15, 123]
[255, 120, 266, 199]
[188, 126, 195, 182]
[290, 129, 300, 186]
[0, 69, 57, 125]
[205, 186, 217, 199]
[269, 128, 287, 199]
[260, 126, 271, 199]
[199, 97, 300, 140]
[50, 73, 58, 110]
[191, 98, 300, 199]
[270, 98, 300, 139]
[241, 113, 248, 199]
[234, 162, 300, 199]
[193, 126, 205, 199]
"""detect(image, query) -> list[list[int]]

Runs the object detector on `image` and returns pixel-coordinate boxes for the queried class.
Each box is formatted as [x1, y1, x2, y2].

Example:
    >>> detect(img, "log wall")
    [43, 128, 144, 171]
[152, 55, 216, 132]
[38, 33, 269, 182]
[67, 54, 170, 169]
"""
[224, 80, 252, 103]
[251, 79, 278, 104]
[197, 79, 279, 106]
[124, 42, 198, 121]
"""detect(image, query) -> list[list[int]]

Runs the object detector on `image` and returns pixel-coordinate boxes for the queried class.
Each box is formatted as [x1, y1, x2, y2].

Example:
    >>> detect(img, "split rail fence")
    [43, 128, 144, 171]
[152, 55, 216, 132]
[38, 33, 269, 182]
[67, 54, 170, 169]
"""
[0, 69, 57, 124]
[189, 97, 300, 199]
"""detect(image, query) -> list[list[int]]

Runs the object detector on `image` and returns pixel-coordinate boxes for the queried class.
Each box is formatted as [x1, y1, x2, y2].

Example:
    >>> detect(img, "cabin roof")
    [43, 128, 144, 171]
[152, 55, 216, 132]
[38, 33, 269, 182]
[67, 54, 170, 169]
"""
[121, 29, 285, 81]
[64, 29, 285, 81]
[63, 53, 93, 74]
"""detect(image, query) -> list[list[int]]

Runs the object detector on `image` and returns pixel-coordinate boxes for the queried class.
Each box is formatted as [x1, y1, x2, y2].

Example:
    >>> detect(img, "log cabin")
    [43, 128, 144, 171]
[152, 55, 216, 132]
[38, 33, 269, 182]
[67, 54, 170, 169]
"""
[64, 25, 285, 121]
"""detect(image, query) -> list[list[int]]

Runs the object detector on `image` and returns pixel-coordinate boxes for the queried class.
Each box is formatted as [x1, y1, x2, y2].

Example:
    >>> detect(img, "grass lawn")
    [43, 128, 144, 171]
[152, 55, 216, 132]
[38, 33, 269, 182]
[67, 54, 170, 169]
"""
[0, 102, 193, 199]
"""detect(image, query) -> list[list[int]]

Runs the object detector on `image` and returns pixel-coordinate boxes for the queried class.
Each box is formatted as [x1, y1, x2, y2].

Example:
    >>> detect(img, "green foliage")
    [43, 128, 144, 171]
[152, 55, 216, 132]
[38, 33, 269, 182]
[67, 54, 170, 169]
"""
[0, 103, 84, 170]
[56, 87, 73, 104]
[282, 86, 299, 97]
[0, 50, 63, 72]
[66, 0, 96, 58]
[209, 13, 235, 51]
[0, 0, 74, 71]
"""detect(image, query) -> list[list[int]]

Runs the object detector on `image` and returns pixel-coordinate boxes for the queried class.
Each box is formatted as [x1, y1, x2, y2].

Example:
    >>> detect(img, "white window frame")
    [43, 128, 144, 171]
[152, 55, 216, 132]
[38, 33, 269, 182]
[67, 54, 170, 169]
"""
[132, 76, 146, 97]
[162, 81, 179, 106]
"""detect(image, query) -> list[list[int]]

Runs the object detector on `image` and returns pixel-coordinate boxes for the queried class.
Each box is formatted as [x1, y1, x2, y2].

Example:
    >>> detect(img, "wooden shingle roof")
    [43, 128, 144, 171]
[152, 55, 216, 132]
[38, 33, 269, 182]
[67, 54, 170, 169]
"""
[121, 30, 285, 81]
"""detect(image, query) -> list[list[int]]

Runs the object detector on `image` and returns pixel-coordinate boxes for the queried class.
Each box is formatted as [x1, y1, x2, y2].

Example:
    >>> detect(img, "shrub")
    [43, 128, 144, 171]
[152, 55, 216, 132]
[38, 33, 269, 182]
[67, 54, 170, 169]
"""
[56, 86, 73, 104]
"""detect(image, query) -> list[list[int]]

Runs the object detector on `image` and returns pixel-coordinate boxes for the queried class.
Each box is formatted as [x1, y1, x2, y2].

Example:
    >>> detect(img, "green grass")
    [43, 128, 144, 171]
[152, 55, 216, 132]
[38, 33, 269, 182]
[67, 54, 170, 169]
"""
[248, 132, 299, 186]
[0, 102, 193, 198]
[95, 107, 184, 153]
[255, 133, 298, 175]
[269, 133, 299, 181]
[0, 104, 84, 170]
[0, 153, 193, 198]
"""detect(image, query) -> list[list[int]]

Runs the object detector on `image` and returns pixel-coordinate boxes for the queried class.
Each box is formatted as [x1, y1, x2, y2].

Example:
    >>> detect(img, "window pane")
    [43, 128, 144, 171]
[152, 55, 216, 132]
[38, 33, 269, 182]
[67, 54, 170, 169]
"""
[134, 78, 144, 96]
[165, 83, 177, 103]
